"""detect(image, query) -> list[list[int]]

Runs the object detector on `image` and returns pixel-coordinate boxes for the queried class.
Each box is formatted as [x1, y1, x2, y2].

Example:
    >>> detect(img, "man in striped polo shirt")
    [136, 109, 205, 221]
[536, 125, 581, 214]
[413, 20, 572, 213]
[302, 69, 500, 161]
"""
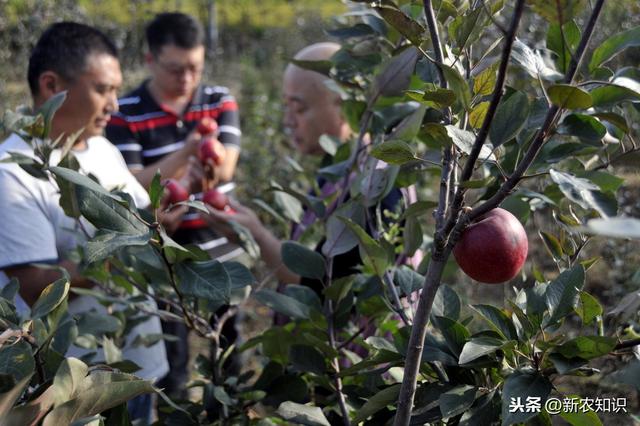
[106, 12, 243, 397]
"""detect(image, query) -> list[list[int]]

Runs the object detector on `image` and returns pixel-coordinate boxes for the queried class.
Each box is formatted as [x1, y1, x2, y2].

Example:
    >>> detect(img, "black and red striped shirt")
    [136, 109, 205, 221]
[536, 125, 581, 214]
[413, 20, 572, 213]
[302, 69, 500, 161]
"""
[106, 82, 243, 260]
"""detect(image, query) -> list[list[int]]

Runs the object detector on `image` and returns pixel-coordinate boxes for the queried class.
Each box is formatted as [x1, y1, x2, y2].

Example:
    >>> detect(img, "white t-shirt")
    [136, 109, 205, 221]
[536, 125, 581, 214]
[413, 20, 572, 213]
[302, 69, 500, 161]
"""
[0, 133, 168, 381]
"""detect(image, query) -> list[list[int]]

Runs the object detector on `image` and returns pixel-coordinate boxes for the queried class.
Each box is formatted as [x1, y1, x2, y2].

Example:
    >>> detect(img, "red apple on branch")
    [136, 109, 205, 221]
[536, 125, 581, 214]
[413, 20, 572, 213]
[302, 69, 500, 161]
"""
[164, 179, 189, 204]
[453, 208, 528, 284]
[203, 188, 229, 211]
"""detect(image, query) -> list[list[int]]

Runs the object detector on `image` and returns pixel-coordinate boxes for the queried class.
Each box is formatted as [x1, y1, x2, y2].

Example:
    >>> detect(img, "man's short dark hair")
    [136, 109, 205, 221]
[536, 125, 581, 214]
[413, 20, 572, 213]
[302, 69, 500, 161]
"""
[27, 22, 118, 97]
[146, 12, 205, 56]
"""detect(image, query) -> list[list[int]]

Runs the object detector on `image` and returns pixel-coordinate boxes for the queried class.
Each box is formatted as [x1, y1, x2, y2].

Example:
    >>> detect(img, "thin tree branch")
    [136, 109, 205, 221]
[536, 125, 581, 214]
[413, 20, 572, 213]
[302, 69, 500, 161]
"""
[465, 0, 606, 224]
[442, 0, 526, 237]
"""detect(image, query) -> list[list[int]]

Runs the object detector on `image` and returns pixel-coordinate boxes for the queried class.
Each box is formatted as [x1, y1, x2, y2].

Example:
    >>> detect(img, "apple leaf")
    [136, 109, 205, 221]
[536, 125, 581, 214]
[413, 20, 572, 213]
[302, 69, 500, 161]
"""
[253, 289, 311, 321]
[175, 260, 231, 305]
[281, 241, 325, 280]
[545, 265, 585, 325]
[458, 337, 504, 364]
[501, 371, 552, 426]
[590, 26, 640, 70]
[548, 84, 593, 109]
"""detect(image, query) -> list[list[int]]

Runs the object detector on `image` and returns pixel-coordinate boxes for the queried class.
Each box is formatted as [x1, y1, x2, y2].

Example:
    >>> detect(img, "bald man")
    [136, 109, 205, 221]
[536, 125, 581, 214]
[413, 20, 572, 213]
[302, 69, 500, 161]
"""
[202, 42, 403, 289]
[283, 42, 351, 155]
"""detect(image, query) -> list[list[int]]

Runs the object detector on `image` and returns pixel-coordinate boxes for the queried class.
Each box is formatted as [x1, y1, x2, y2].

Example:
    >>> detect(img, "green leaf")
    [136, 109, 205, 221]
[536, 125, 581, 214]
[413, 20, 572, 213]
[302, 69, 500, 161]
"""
[432, 284, 460, 320]
[474, 63, 498, 96]
[339, 217, 390, 276]
[458, 337, 504, 364]
[394, 266, 423, 297]
[50, 167, 123, 203]
[441, 65, 471, 109]
[556, 336, 616, 360]
[76, 312, 121, 337]
[0, 278, 20, 302]
[374, 46, 419, 97]
[432, 316, 470, 356]
[511, 40, 563, 81]
[548, 84, 592, 109]
[371, 140, 416, 165]
[374, 4, 425, 46]
[528, 0, 584, 24]
[470, 304, 518, 341]
[289, 345, 326, 375]
[281, 241, 325, 280]
[324, 276, 354, 303]
[402, 200, 438, 219]
[353, 384, 400, 423]
[591, 112, 629, 133]
[576, 291, 603, 326]
[439, 385, 477, 418]
[175, 260, 231, 305]
[445, 125, 496, 162]
[559, 395, 603, 426]
[501, 371, 552, 425]
[607, 360, 640, 391]
[590, 77, 640, 106]
[0, 340, 35, 383]
[318, 135, 338, 156]
[274, 191, 304, 223]
[253, 289, 310, 320]
[52, 358, 89, 406]
[277, 401, 330, 426]
[449, 5, 488, 49]
[407, 86, 456, 109]
[0, 375, 32, 420]
[149, 170, 163, 210]
[42, 373, 155, 426]
[31, 278, 69, 319]
[85, 230, 151, 264]
[539, 231, 563, 261]
[38, 91, 67, 139]
[581, 217, 640, 239]
[290, 59, 333, 76]
[489, 91, 530, 147]
[545, 265, 585, 324]
[558, 114, 606, 142]
[549, 169, 615, 218]
[590, 26, 640, 70]
[322, 202, 365, 257]
[469, 101, 490, 129]
[547, 21, 581, 73]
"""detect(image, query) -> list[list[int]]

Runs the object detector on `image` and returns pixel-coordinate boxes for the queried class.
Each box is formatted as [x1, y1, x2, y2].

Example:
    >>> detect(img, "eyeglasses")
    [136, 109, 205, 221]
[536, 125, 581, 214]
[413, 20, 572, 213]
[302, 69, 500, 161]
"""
[155, 60, 204, 77]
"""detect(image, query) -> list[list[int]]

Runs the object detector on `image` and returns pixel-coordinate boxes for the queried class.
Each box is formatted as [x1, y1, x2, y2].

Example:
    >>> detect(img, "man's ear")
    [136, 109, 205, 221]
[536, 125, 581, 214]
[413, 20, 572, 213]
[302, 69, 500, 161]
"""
[144, 52, 154, 66]
[37, 71, 64, 100]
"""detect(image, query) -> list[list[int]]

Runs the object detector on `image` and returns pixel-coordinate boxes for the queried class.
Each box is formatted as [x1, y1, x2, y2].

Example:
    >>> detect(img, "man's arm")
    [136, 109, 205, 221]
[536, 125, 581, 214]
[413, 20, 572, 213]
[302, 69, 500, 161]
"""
[5, 260, 92, 306]
[200, 200, 300, 285]
[216, 93, 242, 183]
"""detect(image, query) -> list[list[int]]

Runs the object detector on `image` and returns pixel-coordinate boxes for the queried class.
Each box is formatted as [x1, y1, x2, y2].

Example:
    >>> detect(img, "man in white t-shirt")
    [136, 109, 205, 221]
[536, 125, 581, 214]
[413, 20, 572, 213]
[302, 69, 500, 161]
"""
[0, 22, 172, 421]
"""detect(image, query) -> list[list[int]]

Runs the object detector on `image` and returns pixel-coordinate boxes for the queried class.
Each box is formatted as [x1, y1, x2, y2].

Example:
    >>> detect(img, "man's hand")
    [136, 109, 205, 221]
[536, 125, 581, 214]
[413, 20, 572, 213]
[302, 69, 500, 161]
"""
[199, 198, 261, 242]
[159, 203, 189, 235]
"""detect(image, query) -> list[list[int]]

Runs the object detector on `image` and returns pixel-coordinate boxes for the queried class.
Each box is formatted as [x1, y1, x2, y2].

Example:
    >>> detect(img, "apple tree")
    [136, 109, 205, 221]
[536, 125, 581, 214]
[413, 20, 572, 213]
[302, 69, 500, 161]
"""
[1, 0, 640, 424]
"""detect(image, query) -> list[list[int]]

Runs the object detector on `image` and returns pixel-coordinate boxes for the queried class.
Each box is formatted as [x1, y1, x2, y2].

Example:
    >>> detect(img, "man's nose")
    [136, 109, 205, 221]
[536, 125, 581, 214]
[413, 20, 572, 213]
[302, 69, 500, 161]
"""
[106, 91, 118, 114]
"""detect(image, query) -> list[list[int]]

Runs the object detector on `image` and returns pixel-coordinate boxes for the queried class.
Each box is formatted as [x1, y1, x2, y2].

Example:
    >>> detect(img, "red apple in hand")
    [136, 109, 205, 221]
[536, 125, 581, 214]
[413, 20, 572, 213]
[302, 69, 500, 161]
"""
[203, 188, 229, 211]
[197, 117, 218, 135]
[164, 179, 189, 204]
[453, 208, 528, 284]
[198, 138, 225, 166]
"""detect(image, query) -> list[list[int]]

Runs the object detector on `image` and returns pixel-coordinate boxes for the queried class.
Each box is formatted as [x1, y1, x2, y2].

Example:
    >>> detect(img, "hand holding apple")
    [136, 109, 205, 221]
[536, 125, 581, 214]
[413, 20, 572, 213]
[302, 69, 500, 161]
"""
[163, 178, 189, 204]
[197, 118, 226, 167]
[453, 208, 528, 284]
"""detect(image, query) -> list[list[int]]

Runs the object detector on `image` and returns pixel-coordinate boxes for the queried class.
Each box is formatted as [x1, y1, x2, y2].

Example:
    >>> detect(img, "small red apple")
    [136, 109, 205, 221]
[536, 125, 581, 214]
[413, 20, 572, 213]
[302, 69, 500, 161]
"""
[164, 179, 189, 204]
[453, 208, 528, 284]
[197, 117, 218, 135]
[203, 189, 228, 211]
[198, 138, 225, 166]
